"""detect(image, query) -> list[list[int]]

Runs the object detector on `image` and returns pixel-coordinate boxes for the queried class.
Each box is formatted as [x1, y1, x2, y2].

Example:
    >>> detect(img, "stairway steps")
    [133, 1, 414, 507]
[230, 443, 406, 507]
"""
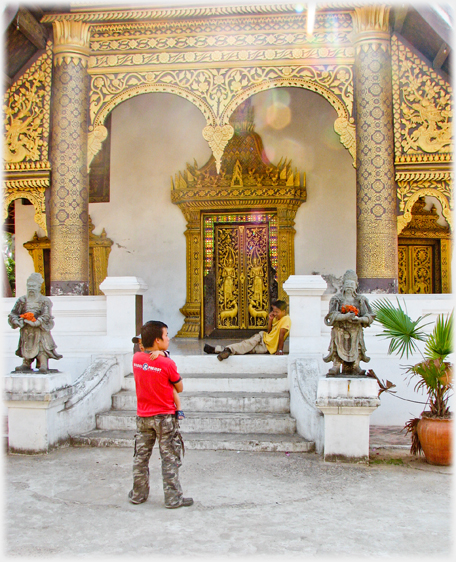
[122, 373, 289, 393]
[70, 353, 314, 453]
[112, 390, 290, 413]
[96, 410, 297, 434]
[71, 429, 314, 453]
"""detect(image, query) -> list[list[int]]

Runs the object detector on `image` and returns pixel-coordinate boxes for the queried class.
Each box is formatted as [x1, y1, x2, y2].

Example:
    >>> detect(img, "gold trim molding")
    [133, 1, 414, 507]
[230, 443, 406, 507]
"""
[42, 4, 363, 23]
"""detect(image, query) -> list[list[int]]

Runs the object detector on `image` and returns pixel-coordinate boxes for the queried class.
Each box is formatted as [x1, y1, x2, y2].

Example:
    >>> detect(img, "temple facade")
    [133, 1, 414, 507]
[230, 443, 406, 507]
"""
[3, 2, 453, 339]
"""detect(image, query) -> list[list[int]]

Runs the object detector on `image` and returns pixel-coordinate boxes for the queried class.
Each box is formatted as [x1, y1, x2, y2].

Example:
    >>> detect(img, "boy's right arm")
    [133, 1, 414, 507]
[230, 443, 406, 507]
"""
[173, 380, 183, 393]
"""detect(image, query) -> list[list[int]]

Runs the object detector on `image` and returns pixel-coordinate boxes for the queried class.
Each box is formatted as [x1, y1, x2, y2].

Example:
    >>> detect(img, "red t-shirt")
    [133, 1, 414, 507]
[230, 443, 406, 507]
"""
[132, 352, 182, 417]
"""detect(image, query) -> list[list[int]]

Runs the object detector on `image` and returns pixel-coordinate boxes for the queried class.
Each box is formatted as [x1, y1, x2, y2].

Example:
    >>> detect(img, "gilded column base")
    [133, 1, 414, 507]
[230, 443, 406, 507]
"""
[176, 302, 201, 338]
[358, 278, 397, 294]
[50, 281, 89, 296]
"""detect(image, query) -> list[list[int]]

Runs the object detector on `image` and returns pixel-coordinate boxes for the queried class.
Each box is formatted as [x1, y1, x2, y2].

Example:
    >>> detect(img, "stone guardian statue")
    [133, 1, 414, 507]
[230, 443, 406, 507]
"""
[8, 272, 62, 372]
[323, 269, 375, 376]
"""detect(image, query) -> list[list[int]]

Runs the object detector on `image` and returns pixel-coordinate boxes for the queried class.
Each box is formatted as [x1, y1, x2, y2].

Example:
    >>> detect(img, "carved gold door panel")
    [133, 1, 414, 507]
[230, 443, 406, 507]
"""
[216, 223, 270, 330]
[398, 240, 440, 294]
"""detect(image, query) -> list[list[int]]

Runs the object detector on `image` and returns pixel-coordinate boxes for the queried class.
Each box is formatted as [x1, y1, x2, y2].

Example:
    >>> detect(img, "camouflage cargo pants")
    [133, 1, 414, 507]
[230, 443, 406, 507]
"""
[129, 414, 184, 507]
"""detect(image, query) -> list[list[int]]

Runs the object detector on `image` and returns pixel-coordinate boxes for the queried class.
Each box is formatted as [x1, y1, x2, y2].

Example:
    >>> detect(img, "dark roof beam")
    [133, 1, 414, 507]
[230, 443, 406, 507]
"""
[2, 4, 19, 33]
[393, 5, 409, 34]
[4, 73, 12, 89]
[15, 7, 48, 50]
[433, 42, 451, 71]
[414, 5, 453, 46]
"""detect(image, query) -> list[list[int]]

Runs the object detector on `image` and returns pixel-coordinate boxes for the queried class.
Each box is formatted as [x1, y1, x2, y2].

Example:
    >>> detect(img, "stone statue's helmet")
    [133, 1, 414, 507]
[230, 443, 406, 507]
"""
[26, 272, 44, 289]
[342, 269, 358, 288]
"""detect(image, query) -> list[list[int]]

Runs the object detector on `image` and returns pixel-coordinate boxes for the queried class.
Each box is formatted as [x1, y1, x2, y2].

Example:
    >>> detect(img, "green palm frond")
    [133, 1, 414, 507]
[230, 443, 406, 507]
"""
[424, 312, 453, 361]
[371, 298, 432, 359]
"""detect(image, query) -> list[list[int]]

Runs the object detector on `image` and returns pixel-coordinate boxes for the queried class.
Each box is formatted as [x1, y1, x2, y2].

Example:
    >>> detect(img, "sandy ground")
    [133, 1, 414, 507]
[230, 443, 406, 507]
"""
[4, 445, 454, 559]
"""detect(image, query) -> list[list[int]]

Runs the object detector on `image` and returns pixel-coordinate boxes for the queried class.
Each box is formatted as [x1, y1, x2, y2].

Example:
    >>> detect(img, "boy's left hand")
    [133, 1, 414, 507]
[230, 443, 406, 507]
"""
[149, 351, 161, 361]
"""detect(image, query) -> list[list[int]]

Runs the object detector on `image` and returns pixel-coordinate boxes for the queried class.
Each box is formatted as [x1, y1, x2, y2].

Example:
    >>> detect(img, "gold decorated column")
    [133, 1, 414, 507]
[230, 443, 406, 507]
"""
[176, 209, 202, 337]
[353, 6, 398, 293]
[49, 21, 91, 295]
[277, 208, 297, 302]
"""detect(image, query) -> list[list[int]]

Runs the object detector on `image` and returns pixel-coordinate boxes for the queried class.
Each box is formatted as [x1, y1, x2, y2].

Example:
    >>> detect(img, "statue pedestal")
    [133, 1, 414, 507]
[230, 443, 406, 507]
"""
[4, 371, 73, 453]
[316, 377, 380, 463]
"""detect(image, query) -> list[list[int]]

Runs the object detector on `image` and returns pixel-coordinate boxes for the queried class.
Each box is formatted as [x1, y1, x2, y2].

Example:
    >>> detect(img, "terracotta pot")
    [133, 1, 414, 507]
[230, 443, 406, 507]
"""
[417, 417, 453, 466]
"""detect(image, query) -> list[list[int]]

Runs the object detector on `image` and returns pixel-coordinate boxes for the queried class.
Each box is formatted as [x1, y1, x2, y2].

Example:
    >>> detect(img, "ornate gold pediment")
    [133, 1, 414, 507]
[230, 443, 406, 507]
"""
[172, 102, 306, 213]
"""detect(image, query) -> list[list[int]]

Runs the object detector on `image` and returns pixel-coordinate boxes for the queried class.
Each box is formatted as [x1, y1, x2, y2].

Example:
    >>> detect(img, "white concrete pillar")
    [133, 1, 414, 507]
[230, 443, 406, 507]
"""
[99, 276, 148, 351]
[4, 371, 72, 453]
[282, 275, 327, 356]
[316, 377, 380, 462]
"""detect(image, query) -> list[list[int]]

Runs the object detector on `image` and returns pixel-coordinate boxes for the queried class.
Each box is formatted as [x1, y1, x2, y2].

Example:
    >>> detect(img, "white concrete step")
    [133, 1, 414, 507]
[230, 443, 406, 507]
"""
[171, 354, 288, 374]
[96, 410, 297, 434]
[112, 390, 290, 413]
[71, 429, 314, 453]
[122, 373, 289, 393]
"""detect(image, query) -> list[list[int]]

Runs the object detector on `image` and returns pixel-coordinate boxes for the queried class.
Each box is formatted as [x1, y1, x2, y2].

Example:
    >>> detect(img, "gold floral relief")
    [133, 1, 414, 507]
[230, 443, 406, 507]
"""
[3, 42, 52, 168]
[392, 35, 453, 162]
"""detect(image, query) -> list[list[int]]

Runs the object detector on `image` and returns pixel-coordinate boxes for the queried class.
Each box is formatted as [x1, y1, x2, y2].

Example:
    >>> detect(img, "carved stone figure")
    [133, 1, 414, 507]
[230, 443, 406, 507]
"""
[221, 256, 236, 308]
[250, 256, 264, 308]
[8, 273, 62, 372]
[323, 269, 375, 376]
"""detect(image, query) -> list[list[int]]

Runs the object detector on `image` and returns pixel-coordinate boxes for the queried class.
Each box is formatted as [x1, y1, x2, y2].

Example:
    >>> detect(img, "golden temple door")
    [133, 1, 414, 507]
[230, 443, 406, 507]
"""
[216, 222, 270, 331]
[398, 239, 440, 294]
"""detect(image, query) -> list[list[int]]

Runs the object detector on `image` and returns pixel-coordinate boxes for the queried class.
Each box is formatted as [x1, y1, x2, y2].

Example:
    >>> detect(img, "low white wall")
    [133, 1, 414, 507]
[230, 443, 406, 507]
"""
[288, 290, 454, 428]
[3, 296, 111, 380]
[3, 286, 453, 439]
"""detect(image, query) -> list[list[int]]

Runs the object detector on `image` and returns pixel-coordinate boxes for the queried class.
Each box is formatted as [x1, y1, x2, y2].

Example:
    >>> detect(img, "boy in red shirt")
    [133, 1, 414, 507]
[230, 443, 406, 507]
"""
[128, 320, 193, 508]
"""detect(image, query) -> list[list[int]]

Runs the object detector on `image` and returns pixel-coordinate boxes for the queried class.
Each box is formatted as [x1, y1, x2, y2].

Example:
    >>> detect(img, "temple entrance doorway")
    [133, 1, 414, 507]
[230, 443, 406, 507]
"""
[398, 197, 452, 294]
[203, 212, 278, 338]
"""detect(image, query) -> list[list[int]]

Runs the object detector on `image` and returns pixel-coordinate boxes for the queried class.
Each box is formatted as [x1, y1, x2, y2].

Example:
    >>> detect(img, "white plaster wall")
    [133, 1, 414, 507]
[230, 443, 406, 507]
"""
[14, 200, 45, 296]
[89, 93, 212, 337]
[251, 88, 357, 279]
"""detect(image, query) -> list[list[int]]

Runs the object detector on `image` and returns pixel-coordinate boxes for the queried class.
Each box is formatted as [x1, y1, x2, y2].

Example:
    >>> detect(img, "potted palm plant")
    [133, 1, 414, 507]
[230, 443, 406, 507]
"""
[371, 298, 453, 466]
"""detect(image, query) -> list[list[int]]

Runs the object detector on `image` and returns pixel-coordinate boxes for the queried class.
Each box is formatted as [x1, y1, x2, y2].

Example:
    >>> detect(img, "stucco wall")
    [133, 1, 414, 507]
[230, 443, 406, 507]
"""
[89, 93, 212, 336]
[251, 88, 356, 280]
[88, 88, 355, 336]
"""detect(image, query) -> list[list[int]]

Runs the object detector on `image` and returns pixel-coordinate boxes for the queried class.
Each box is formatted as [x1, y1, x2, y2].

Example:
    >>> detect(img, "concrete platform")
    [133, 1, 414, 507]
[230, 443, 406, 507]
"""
[4, 445, 452, 558]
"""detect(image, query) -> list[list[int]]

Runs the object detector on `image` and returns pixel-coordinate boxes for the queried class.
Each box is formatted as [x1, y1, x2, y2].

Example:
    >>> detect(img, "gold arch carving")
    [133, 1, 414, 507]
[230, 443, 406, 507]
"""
[91, 81, 215, 129]
[89, 65, 355, 169]
[3, 183, 48, 235]
[398, 188, 452, 235]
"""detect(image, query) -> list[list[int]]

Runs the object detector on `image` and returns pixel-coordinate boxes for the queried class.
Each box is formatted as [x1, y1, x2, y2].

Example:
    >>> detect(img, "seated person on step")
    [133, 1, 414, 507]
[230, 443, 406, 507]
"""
[204, 300, 291, 361]
[132, 332, 185, 420]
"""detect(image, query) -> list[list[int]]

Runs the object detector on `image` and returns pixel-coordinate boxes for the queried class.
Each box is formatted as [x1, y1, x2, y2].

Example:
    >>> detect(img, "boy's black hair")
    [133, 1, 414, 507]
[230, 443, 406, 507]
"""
[141, 320, 168, 348]
[271, 299, 287, 311]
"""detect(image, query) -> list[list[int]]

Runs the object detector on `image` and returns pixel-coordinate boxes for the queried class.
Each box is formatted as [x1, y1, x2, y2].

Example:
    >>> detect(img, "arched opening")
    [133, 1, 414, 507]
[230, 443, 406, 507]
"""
[88, 91, 212, 336]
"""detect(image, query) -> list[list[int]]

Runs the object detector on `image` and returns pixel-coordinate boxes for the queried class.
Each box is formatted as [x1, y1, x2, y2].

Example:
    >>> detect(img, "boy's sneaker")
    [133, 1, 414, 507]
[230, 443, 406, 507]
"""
[165, 497, 194, 509]
[217, 348, 231, 361]
[176, 410, 185, 420]
[204, 344, 216, 354]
